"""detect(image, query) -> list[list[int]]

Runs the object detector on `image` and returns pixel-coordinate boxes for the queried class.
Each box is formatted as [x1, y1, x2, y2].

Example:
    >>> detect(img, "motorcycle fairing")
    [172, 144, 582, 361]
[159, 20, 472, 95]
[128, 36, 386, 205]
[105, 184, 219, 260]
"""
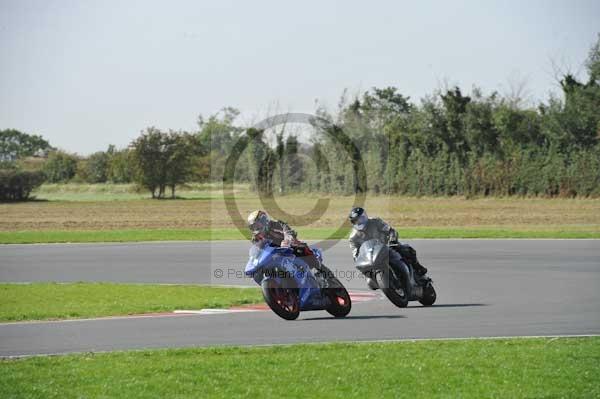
[245, 242, 328, 310]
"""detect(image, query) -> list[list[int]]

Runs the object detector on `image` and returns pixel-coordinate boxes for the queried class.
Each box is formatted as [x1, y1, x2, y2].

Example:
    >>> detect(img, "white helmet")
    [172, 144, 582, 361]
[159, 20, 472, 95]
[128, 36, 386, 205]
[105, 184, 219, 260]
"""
[247, 210, 271, 235]
[348, 207, 368, 231]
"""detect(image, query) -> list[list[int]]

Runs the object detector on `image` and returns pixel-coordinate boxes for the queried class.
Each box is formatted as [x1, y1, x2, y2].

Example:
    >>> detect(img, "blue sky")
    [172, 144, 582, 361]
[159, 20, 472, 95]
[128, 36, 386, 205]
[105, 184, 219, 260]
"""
[1, 0, 599, 154]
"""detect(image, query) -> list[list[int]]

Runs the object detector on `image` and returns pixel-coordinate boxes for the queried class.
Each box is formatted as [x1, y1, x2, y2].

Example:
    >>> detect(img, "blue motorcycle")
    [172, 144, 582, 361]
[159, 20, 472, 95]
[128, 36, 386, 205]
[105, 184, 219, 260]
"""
[245, 241, 352, 320]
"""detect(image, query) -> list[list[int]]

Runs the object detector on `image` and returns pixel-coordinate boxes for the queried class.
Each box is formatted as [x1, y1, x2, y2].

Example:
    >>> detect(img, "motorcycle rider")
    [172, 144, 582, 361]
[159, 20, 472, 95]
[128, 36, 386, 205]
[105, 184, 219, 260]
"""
[247, 210, 326, 276]
[348, 207, 428, 290]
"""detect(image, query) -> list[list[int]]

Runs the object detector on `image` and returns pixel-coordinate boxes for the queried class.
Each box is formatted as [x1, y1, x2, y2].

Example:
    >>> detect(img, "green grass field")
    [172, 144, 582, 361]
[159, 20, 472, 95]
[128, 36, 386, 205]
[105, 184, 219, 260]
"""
[1, 337, 598, 398]
[1, 226, 599, 244]
[0, 283, 262, 322]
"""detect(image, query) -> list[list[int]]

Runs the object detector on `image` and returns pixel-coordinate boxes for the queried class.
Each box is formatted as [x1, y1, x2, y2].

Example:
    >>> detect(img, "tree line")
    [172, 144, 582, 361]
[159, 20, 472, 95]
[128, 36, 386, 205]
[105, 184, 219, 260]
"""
[1, 35, 599, 200]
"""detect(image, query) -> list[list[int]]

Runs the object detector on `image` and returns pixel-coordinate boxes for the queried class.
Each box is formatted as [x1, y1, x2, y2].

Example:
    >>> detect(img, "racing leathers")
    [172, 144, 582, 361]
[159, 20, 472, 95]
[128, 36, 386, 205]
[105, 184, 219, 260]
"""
[251, 219, 324, 274]
[349, 218, 427, 280]
[251, 219, 298, 247]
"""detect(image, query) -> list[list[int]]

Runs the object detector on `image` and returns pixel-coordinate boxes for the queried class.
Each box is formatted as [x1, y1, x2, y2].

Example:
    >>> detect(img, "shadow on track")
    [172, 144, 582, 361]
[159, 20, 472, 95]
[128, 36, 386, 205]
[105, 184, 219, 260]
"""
[406, 303, 487, 308]
[301, 314, 406, 321]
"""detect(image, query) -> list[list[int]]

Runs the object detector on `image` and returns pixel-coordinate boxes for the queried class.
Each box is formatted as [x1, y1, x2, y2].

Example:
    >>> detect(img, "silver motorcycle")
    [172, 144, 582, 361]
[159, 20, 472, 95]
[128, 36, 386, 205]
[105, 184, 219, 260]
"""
[354, 239, 436, 308]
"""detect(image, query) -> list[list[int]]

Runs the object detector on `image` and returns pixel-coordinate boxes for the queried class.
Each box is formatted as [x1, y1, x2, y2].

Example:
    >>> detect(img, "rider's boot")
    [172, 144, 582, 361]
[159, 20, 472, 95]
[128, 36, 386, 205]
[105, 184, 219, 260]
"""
[396, 244, 428, 279]
[361, 271, 378, 290]
[414, 262, 428, 276]
[366, 277, 379, 290]
[413, 262, 429, 284]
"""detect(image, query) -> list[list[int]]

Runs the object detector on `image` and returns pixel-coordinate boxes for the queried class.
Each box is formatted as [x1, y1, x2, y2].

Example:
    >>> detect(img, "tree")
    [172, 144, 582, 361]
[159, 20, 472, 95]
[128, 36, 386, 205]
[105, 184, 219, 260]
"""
[194, 107, 243, 182]
[43, 151, 78, 183]
[275, 132, 285, 193]
[493, 103, 541, 150]
[586, 33, 600, 84]
[131, 128, 194, 198]
[0, 129, 51, 161]
[131, 128, 165, 198]
[245, 128, 275, 195]
[440, 87, 471, 157]
[360, 87, 412, 124]
[464, 90, 499, 156]
[85, 151, 110, 183]
[539, 71, 600, 150]
[284, 135, 303, 191]
[108, 149, 134, 183]
[165, 132, 194, 198]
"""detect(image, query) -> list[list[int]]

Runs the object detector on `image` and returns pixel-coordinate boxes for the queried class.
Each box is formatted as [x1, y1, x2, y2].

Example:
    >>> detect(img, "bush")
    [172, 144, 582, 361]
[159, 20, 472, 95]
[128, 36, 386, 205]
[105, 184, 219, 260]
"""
[43, 151, 78, 183]
[0, 169, 45, 201]
[108, 149, 134, 183]
[85, 151, 109, 183]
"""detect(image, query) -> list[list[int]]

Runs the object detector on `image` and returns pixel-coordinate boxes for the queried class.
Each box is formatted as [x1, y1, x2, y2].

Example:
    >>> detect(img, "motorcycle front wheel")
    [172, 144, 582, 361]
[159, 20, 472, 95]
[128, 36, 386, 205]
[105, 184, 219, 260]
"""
[324, 276, 352, 318]
[261, 278, 300, 320]
[375, 267, 409, 308]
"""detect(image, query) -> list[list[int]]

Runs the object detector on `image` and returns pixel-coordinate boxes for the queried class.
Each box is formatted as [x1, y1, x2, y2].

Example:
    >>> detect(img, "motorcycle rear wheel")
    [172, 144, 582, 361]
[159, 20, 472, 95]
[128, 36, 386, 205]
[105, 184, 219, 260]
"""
[419, 284, 437, 306]
[261, 278, 300, 320]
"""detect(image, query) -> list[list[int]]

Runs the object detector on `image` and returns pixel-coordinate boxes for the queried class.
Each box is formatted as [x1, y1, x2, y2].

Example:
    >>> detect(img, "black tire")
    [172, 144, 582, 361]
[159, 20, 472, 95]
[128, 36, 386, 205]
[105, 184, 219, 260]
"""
[419, 284, 437, 306]
[375, 267, 409, 308]
[324, 276, 352, 318]
[261, 278, 300, 320]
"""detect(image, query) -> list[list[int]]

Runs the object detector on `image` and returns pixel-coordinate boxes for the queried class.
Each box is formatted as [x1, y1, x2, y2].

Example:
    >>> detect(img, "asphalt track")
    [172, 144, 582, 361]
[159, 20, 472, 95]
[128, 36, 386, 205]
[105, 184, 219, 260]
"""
[1, 239, 599, 356]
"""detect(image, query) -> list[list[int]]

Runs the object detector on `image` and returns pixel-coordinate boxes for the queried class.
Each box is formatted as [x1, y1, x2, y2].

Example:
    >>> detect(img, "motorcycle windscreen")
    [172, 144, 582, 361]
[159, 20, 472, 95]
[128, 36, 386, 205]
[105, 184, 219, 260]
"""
[356, 239, 389, 270]
[245, 244, 272, 277]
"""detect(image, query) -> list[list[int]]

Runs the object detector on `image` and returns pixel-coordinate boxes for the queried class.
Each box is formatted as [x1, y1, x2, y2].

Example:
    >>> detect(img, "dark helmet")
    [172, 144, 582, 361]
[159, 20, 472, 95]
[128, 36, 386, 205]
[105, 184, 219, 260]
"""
[348, 207, 368, 231]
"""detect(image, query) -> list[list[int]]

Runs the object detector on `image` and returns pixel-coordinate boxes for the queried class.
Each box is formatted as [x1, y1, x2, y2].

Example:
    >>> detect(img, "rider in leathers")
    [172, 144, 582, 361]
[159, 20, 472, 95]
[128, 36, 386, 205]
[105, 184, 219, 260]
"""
[348, 207, 427, 290]
[247, 210, 324, 274]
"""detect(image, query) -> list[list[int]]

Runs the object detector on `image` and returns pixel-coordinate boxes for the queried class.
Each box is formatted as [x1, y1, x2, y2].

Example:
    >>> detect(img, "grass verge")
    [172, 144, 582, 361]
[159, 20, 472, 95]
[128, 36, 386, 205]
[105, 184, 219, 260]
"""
[1, 337, 599, 398]
[1, 227, 599, 244]
[0, 283, 262, 322]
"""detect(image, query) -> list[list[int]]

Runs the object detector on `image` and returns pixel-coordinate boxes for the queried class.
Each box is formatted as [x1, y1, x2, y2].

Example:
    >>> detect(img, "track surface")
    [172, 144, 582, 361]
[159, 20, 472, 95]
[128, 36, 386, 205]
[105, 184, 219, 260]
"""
[1, 240, 599, 356]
